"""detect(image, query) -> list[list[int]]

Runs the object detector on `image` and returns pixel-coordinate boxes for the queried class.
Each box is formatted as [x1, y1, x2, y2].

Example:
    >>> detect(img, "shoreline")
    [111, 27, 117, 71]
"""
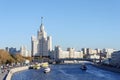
[5, 66, 29, 80]
[91, 63, 120, 73]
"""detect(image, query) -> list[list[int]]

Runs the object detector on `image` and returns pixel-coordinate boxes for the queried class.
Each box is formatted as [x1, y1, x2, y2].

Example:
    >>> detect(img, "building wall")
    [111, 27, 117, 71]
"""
[102, 48, 117, 58]
[20, 46, 31, 57]
[31, 36, 38, 56]
[54, 46, 83, 59]
[87, 48, 92, 54]
[81, 48, 87, 54]
[31, 23, 52, 57]
[47, 36, 52, 51]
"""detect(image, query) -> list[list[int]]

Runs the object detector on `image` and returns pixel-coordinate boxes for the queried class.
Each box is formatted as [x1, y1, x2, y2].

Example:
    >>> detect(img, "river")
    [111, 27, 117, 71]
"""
[11, 64, 120, 80]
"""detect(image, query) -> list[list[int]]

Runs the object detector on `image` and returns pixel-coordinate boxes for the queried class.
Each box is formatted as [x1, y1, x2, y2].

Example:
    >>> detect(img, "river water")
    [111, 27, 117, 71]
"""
[11, 64, 120, 80]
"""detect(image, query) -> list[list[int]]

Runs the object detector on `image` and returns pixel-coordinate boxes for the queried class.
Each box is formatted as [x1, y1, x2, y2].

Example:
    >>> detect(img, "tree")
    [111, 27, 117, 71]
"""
[0, 49, 15, 64]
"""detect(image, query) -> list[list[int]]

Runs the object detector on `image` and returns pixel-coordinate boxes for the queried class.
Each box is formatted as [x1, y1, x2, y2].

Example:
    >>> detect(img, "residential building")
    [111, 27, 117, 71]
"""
[81, 48, 87, 54]
[20, 46, 31, 57]
[102, 48, 117, 58]
[54, 46, 83, 60]
[87, 48, 92, 54]
[5, 47, 20, 54]
[31, 19, 52, 57]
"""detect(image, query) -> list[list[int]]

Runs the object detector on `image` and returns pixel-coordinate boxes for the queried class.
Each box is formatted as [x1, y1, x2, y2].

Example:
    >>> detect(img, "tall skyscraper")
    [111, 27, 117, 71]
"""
[31, 18, 52, 57]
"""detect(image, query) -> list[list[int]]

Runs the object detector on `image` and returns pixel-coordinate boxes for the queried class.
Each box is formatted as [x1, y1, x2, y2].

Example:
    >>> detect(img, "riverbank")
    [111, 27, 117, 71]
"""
[92, 63, 120, 73]
[6, 66, 29, 80]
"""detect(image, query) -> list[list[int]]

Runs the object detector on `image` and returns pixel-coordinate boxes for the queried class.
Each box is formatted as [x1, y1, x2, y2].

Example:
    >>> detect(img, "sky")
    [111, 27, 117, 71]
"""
[0, 0, 120, 50]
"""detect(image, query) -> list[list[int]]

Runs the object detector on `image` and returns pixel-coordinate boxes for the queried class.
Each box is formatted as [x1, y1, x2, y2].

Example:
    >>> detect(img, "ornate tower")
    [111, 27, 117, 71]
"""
[31, 17, 52, 57]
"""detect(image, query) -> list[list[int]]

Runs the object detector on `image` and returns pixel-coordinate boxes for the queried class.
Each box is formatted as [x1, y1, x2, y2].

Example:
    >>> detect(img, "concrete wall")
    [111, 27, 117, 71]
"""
[6, 66, 29, 80]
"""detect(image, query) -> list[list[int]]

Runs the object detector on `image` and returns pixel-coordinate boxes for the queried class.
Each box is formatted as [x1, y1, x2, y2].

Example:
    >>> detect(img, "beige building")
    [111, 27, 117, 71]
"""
[20, 46, 31, 57]
[31, 21, 52, 57]
[54, 46, 83, 59]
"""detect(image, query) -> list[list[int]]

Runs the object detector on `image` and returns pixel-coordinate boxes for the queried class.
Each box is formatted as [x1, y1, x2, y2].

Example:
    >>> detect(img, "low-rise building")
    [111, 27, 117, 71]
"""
[102, 48, 117, 58]
[5, 47, 20, 54]
[54, 46, 83, 60]
[20, 46, 31, 57]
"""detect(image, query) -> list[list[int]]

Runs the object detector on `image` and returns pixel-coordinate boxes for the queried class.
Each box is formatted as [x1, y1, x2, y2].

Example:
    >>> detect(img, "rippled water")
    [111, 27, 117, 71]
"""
[12, 64, 120, 80]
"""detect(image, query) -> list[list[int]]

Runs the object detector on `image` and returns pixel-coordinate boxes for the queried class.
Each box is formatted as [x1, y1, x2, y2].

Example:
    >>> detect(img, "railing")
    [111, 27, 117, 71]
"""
[59, 58, 100, 61]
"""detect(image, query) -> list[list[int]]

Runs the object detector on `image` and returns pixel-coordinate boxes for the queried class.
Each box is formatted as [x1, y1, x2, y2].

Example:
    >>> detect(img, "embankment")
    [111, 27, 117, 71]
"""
[6, 66, 29, 80]
[92, 64, 120, 73]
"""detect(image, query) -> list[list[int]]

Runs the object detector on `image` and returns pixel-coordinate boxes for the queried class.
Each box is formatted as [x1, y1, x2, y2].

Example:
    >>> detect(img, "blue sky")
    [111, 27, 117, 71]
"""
[0, 0, 120, 50]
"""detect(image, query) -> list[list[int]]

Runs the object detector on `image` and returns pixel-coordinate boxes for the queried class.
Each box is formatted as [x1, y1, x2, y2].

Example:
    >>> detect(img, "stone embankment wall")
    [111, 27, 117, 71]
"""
[92, 64, 120, 73]
[6, 66, 29, 80]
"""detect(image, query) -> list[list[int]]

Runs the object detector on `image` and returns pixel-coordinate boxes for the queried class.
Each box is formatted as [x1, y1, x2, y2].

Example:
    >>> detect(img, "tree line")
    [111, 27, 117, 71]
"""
[0, 49, 32, 64]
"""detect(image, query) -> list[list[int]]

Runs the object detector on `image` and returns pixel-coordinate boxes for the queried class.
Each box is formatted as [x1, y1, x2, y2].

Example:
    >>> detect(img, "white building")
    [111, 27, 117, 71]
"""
[31, 20, 52, 57]
[20, 46, 31, 57]
[54, 46, 83, 59]
[95, 48, 101, 54]
[81, 48, 87, 54]
[89, 54, 100, 59]
[103, 48, 117, 58]
[91, 49, 97, 54]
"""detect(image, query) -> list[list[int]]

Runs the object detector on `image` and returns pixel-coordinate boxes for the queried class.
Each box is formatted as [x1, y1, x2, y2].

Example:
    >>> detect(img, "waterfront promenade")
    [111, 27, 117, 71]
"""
[6, 66, 29, 80]
[0, 71, 8, 80]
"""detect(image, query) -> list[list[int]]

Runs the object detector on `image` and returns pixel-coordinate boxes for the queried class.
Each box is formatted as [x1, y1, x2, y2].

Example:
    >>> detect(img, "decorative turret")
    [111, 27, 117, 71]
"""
[40, 23, 45, 32]
[40, 17, 45, 32]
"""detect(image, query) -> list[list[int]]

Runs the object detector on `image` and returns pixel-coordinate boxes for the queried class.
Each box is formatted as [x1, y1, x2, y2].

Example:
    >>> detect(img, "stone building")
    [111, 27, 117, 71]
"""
[54, 46, 83, 60]
[31, 20, 52, 57]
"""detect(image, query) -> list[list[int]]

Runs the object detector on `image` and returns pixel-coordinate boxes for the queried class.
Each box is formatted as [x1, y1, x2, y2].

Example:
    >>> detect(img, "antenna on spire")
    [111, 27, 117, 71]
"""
[41, 17, 43, 24]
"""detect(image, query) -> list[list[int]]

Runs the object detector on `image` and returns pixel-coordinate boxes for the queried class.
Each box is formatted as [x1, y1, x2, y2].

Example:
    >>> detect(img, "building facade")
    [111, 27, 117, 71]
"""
[54, 46, 83, 60]
[102, 48, 117, 58]
[31, 22, 52, 57]
[5, 47, 20, 55]
[20, 46, 31, 57]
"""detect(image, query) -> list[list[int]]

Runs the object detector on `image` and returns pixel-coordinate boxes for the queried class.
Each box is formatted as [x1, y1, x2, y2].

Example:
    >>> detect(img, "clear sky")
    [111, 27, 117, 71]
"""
[0, 0, 120, 50]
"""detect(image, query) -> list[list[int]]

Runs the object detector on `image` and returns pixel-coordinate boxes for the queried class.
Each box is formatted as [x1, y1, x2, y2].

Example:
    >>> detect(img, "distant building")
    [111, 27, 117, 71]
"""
[95, 48, 101, 54]
[89, 54, 100, 59]
[5, 47, 20, 54]
[91, 49, 97, 54]
[102, 48, 117, 58]
[5, 47, 9, 52]
[81, 48, 87, 54]
[31, 19, 52, 57]
[20, 46, 31, 57]
[87, 48, 92, 54]
[54, 46, 83, 60]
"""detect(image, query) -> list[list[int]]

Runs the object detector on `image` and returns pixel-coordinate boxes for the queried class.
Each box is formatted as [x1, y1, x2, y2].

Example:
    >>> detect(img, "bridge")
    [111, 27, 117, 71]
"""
[57, 58, 101, 63]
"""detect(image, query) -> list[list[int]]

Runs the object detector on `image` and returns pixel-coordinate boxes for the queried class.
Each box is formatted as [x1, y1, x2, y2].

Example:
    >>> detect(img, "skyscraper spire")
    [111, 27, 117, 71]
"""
[41, 17, 43, 24]
[40, 17, 44, 32]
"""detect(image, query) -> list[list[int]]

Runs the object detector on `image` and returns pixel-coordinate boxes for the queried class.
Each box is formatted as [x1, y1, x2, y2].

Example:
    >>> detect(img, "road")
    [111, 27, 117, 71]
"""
[0, 70, 8, 80]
